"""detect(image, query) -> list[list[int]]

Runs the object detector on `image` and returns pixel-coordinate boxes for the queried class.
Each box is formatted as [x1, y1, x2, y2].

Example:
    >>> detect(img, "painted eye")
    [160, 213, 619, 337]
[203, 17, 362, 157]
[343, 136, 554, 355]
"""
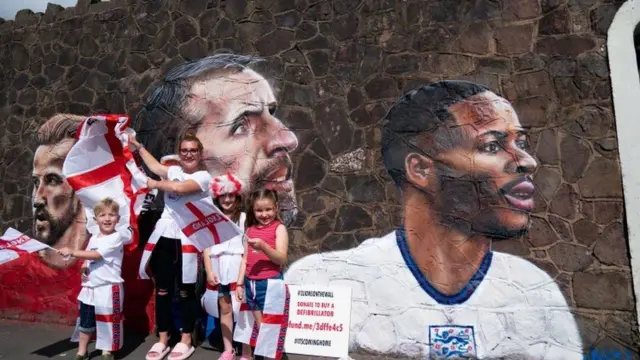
[44, 174, 63, 185]
[232, 115, 250, 135]
[516, 139, 529, 150]
[482, 141, 501, 154]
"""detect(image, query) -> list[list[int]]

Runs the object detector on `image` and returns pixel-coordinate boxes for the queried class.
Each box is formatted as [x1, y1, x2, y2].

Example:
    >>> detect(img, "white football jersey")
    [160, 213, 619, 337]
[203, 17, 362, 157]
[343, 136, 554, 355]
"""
[284, 230, 583, 359]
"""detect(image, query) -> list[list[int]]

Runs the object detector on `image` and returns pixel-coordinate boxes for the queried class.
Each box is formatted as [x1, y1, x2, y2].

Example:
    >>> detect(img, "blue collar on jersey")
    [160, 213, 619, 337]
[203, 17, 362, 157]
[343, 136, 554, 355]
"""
[395, 226, 493, 305]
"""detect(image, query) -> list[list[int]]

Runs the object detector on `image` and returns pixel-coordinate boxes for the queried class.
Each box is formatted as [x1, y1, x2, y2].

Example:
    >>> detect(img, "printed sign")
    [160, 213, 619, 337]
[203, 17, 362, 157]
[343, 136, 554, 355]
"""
[284, 285, 352, 358]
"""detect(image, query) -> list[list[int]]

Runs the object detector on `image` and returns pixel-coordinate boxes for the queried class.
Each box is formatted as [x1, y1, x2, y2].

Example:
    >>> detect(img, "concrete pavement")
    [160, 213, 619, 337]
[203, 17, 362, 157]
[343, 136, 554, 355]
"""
[0, 320, 386, 360]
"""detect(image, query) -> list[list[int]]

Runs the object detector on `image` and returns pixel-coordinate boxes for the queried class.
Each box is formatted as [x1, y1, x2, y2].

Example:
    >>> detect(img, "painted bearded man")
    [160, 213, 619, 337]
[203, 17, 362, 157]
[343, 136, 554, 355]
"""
[32, 114, 95, 268]
[133, 53, 299, 225]
[0, 114, 96, 321]
[285, 81, 583, 359]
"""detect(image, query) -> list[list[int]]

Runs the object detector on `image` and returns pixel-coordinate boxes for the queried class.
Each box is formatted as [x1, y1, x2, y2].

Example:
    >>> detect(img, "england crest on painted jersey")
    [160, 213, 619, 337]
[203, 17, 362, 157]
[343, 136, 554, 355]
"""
[428, 325, 477, 358]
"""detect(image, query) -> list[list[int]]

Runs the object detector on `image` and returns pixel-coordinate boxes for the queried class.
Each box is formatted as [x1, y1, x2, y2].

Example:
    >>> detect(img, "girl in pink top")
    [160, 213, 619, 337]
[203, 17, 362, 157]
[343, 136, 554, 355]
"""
[236, 189, 289, 360]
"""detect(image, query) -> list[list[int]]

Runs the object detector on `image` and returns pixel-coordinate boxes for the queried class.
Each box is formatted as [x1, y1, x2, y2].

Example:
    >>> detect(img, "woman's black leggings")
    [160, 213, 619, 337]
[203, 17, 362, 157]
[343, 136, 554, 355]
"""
[149, 236, 197, 334]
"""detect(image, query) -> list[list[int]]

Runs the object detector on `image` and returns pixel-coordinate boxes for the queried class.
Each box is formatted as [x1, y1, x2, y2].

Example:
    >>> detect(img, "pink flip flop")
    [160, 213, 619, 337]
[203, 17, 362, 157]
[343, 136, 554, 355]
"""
[168, 342, 195, 360]
[145, 342, 170, 360]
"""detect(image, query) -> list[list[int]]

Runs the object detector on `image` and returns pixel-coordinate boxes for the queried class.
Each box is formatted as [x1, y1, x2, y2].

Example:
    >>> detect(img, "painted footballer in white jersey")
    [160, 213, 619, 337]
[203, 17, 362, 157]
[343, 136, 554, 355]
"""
[285, 229, 583, 359]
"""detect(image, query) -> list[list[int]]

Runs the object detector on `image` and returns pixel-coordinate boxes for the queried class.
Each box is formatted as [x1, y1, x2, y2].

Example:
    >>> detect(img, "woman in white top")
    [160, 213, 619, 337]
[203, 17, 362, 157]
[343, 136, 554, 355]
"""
[128, 132, 211, 360]
[201, 173, 246, 360]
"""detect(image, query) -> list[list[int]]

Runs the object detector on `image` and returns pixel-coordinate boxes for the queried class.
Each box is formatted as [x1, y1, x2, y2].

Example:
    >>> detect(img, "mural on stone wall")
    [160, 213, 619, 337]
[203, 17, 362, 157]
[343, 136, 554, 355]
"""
[0, 53, 302, 333]
[132, 54, 299, 227]
[285, 81, 583, 358]
[0, 112, 157, 330]
[0, 0, 638, 358]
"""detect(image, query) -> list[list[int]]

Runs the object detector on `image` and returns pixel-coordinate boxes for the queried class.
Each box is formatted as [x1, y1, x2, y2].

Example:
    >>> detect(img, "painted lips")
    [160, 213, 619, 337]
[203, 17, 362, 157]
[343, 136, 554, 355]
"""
[501, 178, 535, 211]
[34, 211, 49, 230]
[262, 164, 293, 192]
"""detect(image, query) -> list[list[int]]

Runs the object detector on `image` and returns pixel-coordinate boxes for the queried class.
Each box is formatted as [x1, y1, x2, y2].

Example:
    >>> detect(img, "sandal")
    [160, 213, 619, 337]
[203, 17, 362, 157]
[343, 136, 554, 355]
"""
[74, 355, 89, 360]
[168, 342, 195, 360]
[146, 342, 171, 360]
[101, 354, 115, 360]
[218, 349, 236, 360]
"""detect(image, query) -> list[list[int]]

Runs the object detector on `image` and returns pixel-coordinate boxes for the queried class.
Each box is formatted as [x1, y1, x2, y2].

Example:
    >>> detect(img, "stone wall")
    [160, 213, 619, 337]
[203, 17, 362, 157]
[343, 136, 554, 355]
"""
[0, 0, 637, 356]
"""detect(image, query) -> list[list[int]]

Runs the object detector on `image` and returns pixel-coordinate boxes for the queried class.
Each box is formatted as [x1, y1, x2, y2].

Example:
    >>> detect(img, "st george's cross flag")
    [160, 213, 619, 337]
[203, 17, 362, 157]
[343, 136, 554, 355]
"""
[0, 228, 53, 266]
[61, 114, 156, 252]
[162, 186, 244, 253]
[139, 172, 245, 283]
[234, 279, 291, 360]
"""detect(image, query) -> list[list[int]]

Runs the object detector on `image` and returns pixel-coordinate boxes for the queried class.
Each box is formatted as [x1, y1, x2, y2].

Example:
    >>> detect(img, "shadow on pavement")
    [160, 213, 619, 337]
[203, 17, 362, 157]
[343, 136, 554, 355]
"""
[31, 337, 76, 358]
[31, 331, 148, 359]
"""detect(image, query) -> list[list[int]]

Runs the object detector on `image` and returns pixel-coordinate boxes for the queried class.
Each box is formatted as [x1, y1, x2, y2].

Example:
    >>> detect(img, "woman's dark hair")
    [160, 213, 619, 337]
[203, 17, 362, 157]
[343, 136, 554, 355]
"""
[213, 194, 243, 224]
[244, 189, 281, 228]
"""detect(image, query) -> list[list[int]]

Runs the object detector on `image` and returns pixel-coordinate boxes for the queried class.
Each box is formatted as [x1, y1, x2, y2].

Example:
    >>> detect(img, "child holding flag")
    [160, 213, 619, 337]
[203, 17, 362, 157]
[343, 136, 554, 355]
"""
[58, 198, 125, 360]
[201, 173, 246, 360]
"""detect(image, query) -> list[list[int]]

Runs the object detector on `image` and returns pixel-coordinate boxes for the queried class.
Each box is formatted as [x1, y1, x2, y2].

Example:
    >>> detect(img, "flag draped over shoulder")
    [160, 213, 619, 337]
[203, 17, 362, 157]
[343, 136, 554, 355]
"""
[62, 114, 156, 252]
[0, 228, 51, 266]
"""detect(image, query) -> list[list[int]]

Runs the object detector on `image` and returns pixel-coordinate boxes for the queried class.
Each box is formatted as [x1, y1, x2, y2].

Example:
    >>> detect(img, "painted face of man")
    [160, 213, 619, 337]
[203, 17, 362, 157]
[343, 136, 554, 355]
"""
[414, 91, 537, 239]
[190, 69, 299, 225]
[31, 139, 82, 246]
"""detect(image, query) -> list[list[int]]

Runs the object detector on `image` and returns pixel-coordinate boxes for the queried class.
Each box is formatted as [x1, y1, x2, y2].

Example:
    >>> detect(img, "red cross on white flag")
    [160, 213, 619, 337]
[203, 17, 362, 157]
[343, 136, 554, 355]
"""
[0, 228, 52, 266]
[61, 114, 156, 253]
[233, 279, 290, 360]
[164, 193, 243, 253]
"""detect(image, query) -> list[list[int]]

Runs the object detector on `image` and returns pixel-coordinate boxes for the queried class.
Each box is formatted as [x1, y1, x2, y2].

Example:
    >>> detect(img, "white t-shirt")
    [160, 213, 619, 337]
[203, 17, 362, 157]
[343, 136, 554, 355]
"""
[83, 232, 124, 288]
[159, 166, 212, 239]
[284, 230, 583, 359]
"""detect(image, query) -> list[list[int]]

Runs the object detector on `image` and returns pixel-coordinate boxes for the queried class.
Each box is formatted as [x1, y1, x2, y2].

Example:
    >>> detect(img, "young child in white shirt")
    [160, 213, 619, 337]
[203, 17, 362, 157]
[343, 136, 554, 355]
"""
[58, 198, 125, 360]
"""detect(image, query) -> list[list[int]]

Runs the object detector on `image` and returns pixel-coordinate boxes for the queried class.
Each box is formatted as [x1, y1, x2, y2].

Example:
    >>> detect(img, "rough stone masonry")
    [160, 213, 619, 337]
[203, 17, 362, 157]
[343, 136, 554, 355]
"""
[0, 0, 637, 356]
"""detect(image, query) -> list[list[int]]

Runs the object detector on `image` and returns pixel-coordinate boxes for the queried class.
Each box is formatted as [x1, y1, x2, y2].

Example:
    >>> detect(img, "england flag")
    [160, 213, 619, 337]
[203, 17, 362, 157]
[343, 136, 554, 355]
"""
[0, 228, 52, 266]
[163, 192, 244, 253]
[62, 114, 156, 252]
[234, 279, 291, 360]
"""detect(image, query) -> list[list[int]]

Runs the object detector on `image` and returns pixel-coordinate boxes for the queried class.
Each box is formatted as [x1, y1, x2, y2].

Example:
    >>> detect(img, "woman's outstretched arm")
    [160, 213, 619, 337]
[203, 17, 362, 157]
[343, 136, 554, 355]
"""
[128, 133, 168, 178]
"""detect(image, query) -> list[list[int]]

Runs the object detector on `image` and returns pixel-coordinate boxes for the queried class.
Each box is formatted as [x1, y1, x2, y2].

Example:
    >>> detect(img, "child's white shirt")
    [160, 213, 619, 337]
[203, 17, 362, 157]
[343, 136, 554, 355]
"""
[77, 232, 124, 306]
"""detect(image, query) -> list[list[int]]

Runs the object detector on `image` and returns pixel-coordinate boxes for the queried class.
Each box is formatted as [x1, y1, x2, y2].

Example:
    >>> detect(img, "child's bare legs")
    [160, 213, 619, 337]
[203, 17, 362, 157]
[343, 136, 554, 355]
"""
[219, 295, 234, 353]
[77, 331, 91, 356]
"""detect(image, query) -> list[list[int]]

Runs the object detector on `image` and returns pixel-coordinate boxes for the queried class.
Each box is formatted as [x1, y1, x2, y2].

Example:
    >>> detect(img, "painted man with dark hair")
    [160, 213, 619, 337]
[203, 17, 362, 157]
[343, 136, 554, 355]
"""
[0, 114, 96, 323]
[285, 81, 582, 359]
[134, 53, 299, 225]
[32, 113, 95, 268]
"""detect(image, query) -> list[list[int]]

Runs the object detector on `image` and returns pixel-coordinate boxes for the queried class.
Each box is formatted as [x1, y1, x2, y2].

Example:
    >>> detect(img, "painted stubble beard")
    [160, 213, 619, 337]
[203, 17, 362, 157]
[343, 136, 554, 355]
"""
[33, 191, 82, 246]
[427, 160, 530, 241]
[253, 155, 298, 226]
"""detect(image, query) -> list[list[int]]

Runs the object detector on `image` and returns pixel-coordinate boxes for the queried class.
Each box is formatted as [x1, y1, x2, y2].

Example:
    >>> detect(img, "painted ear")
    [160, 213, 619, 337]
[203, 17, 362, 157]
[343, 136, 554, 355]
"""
[405, 153, 433, 188]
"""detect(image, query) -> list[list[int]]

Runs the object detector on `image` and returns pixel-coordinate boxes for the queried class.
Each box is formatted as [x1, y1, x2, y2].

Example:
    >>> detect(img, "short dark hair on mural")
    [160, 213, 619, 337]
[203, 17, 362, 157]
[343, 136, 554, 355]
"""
[133, 51, 264, 160]
[37, 114, 86, 146]
[381, 80, 490, 188]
